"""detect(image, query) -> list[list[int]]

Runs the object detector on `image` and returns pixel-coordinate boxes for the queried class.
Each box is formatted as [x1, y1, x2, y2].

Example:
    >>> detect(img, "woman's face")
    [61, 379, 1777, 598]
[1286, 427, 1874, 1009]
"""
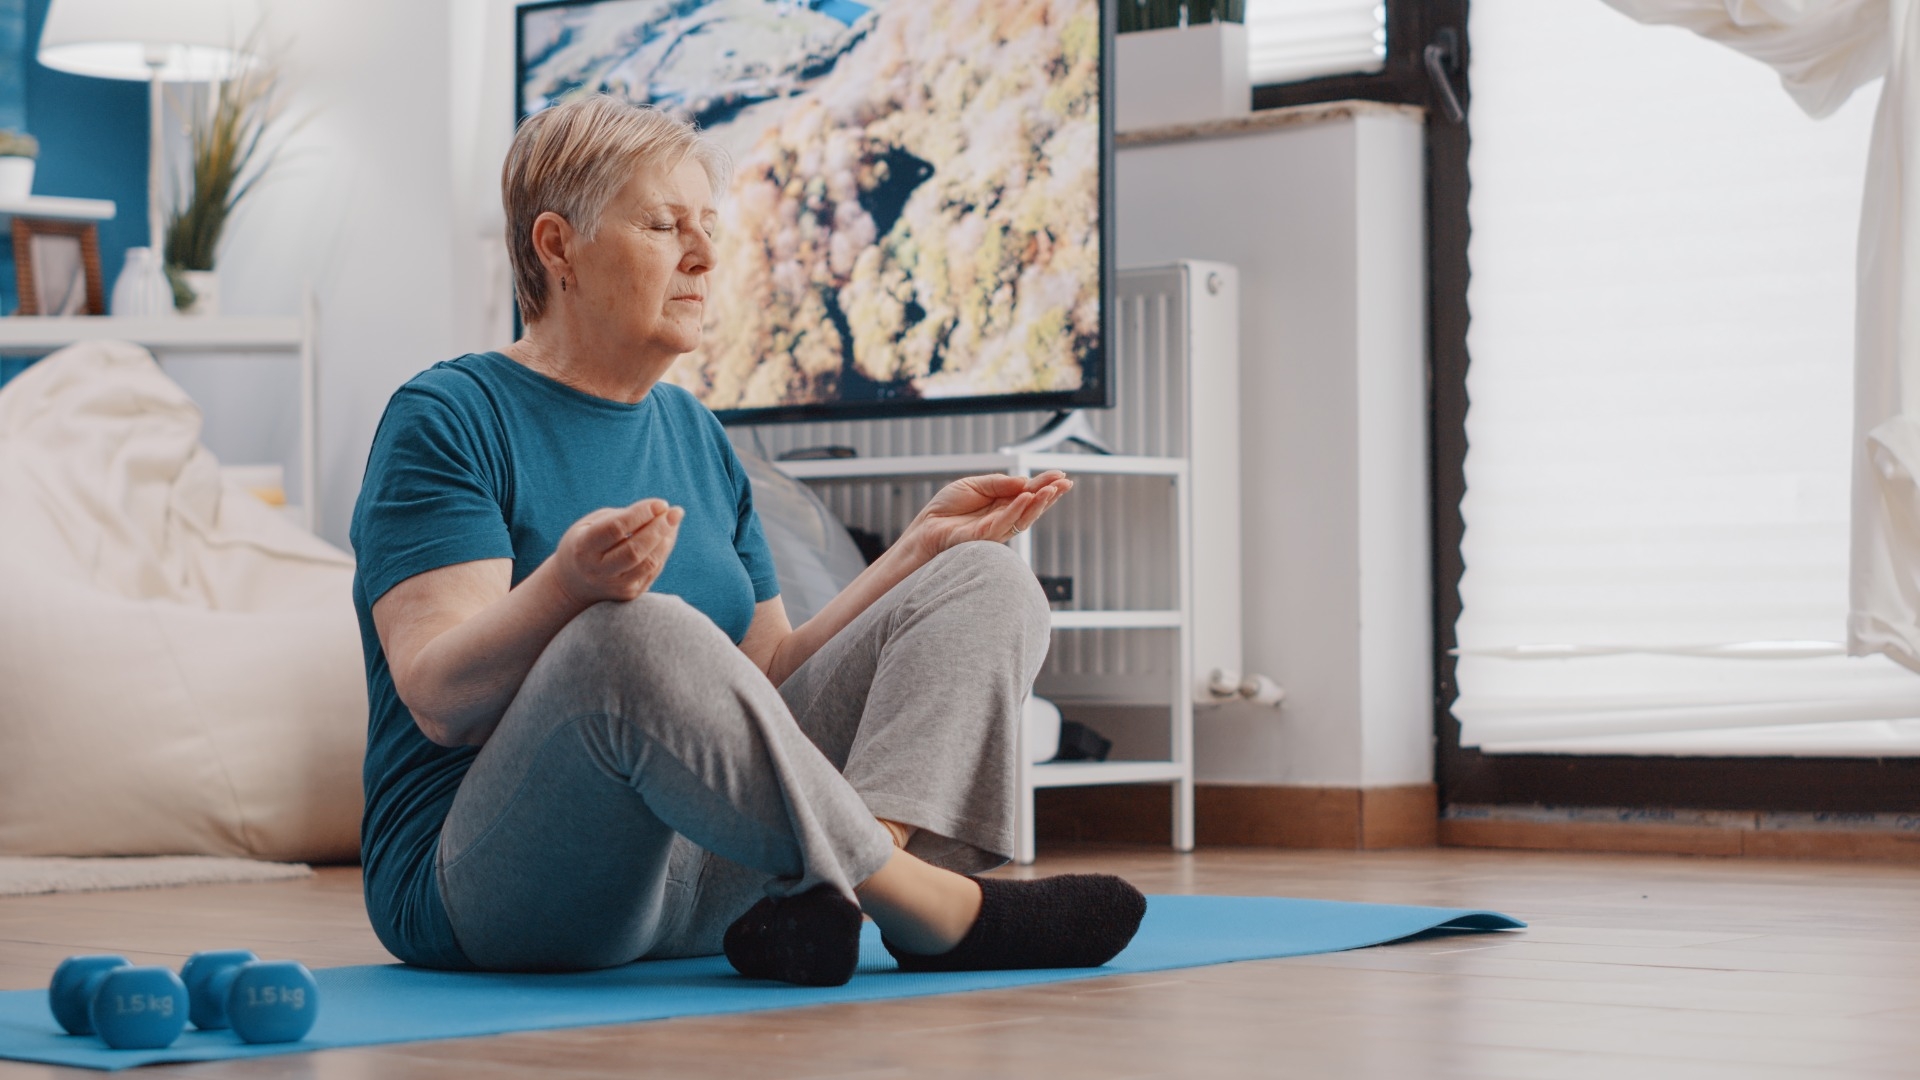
[572, 155, 717, 360]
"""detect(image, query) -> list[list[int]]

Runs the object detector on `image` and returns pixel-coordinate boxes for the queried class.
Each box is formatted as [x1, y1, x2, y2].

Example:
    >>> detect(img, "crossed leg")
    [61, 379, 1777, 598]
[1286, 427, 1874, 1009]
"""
[435, 542, 1142, 980]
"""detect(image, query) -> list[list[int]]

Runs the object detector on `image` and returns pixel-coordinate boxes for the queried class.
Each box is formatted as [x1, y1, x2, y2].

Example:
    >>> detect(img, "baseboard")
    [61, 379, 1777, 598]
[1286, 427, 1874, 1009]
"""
[1440, 815, 1920, 862]
[1034, 784, 1920, 860]
[1034, 783, 1438, 850]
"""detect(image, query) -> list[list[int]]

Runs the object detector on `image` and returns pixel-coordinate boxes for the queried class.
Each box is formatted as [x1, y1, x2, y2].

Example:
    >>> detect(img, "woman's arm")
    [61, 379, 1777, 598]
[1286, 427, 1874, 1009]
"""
[374, 499, 683, 747]
[740, 471, 1072, 685]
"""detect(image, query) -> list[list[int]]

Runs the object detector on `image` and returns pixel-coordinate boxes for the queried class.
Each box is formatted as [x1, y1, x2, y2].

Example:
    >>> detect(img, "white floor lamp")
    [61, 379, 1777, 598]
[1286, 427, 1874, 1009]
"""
[35, 0, 260, 316]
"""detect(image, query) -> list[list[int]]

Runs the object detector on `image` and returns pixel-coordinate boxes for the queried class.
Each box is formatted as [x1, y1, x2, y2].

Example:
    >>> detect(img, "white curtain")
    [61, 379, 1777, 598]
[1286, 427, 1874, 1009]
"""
[1454, 0, 1920, 754]
[1607, 0, 1920, 683]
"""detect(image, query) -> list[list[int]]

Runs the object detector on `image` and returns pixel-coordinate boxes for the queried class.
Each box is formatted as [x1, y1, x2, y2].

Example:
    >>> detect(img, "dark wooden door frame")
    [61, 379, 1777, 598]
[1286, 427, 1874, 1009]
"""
[1257, 0, 1920, 813]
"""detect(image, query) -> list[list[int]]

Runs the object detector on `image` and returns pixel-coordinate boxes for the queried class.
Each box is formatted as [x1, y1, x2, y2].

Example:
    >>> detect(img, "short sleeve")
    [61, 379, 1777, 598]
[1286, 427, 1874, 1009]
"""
[350, 384, 516, 608]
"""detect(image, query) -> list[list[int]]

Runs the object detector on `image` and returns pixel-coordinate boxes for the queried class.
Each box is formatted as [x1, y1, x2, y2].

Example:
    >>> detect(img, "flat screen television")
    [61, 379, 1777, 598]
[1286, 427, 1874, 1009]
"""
[516, 0, 1113, 425]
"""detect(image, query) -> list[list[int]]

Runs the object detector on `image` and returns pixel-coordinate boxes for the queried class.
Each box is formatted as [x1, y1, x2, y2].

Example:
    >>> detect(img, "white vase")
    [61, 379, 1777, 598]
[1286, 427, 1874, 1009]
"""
[1114, 21, 1252, 134]
[0, 157, 33, 201]
[178, 270, 220, 316]
[110, 247, 177, 318]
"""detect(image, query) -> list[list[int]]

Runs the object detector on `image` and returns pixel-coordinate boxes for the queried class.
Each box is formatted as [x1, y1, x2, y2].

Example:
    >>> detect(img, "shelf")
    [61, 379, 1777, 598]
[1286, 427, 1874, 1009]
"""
[775, 451, 1184, 481]
[1049, 609, 1181, 630]
[0, 195, 117, 222]
[765, 437, 1195, 862]
[1030, 761, 1187, 788]
[0, 316, 304, 355]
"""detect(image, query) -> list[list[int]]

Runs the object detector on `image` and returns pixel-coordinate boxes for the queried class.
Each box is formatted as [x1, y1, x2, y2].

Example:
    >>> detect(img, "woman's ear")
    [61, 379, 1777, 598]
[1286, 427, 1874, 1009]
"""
[529, 210, 576, 293]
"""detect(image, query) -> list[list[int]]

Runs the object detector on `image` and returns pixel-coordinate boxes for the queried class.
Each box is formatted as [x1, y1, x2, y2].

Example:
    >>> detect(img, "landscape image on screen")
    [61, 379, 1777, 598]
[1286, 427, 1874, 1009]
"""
[519, 0, 1103, 416]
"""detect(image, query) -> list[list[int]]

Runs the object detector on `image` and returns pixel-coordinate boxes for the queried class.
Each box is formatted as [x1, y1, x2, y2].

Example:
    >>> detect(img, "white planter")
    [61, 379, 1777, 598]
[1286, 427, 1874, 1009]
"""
[0, 157, 34, 201]
[178, 270, 220, 316]
[1114, 21, 1251, 134]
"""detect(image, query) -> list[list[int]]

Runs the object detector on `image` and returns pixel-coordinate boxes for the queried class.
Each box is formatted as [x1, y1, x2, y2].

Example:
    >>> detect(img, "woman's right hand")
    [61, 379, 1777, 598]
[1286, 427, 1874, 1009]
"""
[552, 499, 685, 607]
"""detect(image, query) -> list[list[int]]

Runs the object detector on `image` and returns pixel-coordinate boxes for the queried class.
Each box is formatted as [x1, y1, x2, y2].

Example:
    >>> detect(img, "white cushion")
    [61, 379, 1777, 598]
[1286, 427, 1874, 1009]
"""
[0, 341, 364, 861]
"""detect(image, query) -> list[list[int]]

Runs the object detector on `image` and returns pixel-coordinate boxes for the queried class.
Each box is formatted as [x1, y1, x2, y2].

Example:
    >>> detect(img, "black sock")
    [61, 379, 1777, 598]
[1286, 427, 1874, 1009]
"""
[722, 885, 864, 987]
[883, 874, 1147, 972]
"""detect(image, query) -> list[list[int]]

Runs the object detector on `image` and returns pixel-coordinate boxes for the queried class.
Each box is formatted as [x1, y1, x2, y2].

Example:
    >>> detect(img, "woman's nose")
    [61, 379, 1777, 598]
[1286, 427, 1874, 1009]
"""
[684, 231, 715, 274]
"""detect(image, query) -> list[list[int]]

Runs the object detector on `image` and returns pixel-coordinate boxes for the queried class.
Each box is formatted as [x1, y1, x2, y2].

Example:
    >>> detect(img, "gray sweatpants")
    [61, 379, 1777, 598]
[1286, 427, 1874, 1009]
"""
[435, 540, 1052, 972]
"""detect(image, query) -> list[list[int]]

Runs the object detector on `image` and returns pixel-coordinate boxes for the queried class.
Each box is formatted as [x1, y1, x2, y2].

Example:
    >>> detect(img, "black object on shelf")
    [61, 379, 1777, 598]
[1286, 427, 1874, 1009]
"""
[1052, 721, 1112, 762]
[777, 445, 859, 461]
[845, 526, 888, 565]
[1036, 575, 1073, 603]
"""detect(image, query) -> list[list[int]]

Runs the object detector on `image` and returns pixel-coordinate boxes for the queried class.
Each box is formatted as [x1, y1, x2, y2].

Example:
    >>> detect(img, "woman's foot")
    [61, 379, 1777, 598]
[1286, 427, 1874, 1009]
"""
[882, 874, 1147, 972]
[722, 885, 863, 987]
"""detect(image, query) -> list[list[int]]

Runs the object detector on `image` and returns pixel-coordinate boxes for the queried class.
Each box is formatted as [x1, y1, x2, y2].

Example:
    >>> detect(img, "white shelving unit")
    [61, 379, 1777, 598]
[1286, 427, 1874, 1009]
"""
[778, 449, 1194, 865]
[0, 308, 317, 529]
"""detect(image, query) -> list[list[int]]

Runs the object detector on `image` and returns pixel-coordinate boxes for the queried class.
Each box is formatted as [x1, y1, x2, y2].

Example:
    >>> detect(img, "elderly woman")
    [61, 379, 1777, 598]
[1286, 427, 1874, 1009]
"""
[349, 95, 1145, 986]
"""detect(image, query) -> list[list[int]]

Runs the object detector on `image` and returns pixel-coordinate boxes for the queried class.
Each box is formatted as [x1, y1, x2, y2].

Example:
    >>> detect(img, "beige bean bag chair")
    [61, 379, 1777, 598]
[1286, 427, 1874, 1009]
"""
[0, 341, 364, 862]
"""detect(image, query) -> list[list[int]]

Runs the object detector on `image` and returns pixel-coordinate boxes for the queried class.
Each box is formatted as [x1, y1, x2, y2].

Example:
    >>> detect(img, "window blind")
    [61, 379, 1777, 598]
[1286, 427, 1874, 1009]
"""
[1245, 0, 1385, 86]
[1455, 0, 1920, 755]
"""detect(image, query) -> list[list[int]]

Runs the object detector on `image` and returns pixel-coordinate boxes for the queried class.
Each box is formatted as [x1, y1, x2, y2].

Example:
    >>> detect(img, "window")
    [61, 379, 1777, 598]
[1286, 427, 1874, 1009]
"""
[1245, 0, 1385, 86]
[1248, 0, 1445, 109]
[1453, 0, 1912, 757]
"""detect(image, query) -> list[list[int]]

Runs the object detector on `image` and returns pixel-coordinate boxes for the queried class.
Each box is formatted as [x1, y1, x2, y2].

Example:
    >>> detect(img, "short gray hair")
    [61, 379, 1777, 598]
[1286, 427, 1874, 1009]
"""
[502, 95, 731, 322]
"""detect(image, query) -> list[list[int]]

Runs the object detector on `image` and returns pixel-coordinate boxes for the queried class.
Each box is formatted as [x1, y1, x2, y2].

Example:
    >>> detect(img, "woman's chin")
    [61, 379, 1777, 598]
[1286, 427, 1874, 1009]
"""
[661, 323, 704, 357]
[627, 327, 703, 361]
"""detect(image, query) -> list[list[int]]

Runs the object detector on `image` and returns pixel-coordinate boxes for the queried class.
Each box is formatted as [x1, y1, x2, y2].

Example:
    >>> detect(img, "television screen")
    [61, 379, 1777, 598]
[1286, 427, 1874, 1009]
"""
[516, 0, 1112, 424]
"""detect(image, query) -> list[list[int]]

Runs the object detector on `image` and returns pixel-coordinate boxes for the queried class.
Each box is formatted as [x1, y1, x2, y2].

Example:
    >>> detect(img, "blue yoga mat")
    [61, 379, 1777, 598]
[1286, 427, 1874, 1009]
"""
[0, 895, 1522, 1071]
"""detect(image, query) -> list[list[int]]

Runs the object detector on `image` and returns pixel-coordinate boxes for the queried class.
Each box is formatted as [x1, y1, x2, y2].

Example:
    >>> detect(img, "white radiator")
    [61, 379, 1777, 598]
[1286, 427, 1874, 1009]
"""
[734, 261, 1243, 707]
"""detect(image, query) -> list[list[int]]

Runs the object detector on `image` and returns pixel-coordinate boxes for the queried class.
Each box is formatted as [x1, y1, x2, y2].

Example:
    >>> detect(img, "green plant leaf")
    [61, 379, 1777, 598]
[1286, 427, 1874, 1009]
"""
[165, 47, 292, 273]
[0, 129, 38, 158]
[165, 263, 197, 311]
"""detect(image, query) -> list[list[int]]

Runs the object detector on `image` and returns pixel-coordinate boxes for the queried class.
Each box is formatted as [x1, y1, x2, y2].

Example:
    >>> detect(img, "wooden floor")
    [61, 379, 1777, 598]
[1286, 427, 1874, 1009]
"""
[2, 845, 1917, 1079]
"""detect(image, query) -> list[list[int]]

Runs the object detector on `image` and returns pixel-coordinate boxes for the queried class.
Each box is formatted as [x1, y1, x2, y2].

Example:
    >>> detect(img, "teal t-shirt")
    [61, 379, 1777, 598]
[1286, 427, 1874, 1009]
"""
[348, 352, 780, 969]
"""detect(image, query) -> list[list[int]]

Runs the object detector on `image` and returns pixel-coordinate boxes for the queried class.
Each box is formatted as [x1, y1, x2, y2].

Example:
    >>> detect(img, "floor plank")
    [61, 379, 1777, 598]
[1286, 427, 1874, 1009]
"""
[0, 846, 1916, 1077]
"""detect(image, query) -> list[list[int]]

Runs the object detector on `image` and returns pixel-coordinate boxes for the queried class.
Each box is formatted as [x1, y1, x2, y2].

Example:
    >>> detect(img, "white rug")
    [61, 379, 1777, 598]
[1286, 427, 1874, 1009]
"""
[0, 856, 313, 898]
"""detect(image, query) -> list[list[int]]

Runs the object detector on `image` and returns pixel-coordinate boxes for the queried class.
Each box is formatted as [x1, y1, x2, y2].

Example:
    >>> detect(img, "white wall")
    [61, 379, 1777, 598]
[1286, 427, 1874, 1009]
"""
[448, 0, 521, 360]
[1117, 109, 1433, 787]
[195, 0, 464, 548]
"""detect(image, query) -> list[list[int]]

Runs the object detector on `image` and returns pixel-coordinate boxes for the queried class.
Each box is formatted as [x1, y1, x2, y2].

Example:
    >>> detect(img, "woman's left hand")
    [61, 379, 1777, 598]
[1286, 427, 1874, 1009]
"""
[901, 470, 1074, 561]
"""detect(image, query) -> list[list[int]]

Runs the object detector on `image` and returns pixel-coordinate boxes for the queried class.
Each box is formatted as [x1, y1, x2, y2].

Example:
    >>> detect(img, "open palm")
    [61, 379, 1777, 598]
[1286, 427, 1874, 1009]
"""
[905, 470, 1073, 558]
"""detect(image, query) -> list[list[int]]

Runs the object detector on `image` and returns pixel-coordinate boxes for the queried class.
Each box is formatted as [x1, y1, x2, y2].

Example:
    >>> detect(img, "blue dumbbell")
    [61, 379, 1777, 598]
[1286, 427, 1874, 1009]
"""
[181, 951, 318, 1043]
[88, 967, 189, 1049]
[224, 961, 319, 1044]
[180, 949, 258, 1030]
[49, 955, 129, 1036]
[48, 958, 189, 1049]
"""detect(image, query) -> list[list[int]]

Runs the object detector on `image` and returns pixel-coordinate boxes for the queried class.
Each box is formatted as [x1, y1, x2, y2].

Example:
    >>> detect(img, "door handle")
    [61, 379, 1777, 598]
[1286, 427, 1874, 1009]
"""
[1424, 26, 1466, 124]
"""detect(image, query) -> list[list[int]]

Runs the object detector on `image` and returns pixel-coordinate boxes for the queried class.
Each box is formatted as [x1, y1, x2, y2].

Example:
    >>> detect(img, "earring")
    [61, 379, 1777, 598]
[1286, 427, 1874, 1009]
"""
[560, 277, 567, 292]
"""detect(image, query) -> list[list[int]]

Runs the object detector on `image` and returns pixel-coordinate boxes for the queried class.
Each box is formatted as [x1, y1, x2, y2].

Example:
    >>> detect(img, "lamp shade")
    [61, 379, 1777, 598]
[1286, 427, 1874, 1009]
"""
[38, 0, 261, 81]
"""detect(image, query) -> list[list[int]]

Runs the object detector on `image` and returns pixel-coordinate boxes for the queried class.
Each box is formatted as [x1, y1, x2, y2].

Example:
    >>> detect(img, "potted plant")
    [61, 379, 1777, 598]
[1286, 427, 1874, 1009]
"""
[0, 130, 39, 202]
[1114, 0, 1250, 134]
[164, 60, 287, 315]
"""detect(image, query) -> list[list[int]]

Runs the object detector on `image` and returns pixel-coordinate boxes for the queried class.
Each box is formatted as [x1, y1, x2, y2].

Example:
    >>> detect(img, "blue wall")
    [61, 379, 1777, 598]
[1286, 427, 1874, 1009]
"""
[0, 0, 24, 134]
[0, 0, 147, 316]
